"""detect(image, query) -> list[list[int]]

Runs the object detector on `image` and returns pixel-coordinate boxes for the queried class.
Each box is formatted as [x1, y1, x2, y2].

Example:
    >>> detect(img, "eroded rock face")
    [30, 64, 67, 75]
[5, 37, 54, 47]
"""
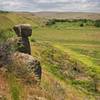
[13, 24, 32, 55]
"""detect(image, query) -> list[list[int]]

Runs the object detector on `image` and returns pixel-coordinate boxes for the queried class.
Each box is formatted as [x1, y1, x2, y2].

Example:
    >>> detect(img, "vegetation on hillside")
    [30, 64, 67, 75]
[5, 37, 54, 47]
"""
[46, 19, 100, 28]
[95, 20, 100, 27]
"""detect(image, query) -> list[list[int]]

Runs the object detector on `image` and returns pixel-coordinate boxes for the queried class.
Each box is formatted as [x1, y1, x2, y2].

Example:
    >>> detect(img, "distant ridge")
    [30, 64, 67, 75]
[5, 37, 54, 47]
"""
[0, 11, 100, 20]
[34, 12, 100, 20]
[0, 10, 9, 13]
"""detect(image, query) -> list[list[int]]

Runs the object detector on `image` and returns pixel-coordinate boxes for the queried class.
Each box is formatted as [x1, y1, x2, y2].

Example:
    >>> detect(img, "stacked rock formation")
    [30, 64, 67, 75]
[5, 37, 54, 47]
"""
[13, 24, 32, 55]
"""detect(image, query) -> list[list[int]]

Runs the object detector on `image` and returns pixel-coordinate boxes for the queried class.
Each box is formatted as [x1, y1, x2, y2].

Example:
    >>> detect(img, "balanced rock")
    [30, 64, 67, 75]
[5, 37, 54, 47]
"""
[13, 24, 32, 55]
[13, 24, 32, 37]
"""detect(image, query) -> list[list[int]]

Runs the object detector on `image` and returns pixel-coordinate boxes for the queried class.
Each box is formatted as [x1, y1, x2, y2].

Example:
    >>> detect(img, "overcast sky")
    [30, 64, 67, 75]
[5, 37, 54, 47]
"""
[0, 0, 100, 13]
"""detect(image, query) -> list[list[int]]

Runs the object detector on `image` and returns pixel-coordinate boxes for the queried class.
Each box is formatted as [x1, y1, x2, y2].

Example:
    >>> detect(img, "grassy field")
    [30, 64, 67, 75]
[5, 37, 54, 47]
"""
[30, 18, 100, 99]
[31, 16, 100, 99]
[0, 12, 100, 100]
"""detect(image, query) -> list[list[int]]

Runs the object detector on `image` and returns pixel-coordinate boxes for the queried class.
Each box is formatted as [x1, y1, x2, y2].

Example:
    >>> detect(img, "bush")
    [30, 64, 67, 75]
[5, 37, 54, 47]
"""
[95, 20, 100, 27]
[30, 38, 36, 42]
[0, 10, 9, 13]
[0, 29, 14, 42]
[0, 30, 5, 42]
[46, 19, 56, 26]
[80, 23, 84, 27]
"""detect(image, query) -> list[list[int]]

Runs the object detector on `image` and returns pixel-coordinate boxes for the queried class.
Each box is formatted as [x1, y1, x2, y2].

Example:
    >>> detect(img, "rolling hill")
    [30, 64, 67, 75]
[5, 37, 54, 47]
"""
[34, 12, 100, 20]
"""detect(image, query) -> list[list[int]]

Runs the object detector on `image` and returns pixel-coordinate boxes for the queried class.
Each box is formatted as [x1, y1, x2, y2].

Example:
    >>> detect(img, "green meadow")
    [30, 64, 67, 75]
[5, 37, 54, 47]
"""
[31, 17, 100, 98]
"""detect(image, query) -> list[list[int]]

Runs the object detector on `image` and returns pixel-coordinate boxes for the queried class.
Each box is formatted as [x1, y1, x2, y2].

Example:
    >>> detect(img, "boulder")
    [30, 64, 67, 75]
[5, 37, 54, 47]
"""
[11, 52, 41, 84]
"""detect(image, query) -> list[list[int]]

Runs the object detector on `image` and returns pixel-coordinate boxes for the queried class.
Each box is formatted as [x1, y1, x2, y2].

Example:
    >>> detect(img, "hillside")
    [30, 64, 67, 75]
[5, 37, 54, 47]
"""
[0, 12, 100, 100]
[34, 12, 100, 20]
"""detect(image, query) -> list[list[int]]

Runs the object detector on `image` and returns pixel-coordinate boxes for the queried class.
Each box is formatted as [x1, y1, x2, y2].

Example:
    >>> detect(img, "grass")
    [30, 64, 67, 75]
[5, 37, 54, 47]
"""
[31, 42, 99, 99]
[24, 42, 100, 97]
[7, 73, 22, 100]
[30, 18, 100, 98]
[63, 44, 100, 66]
[54, 44, 100, 75]
[31, 27, 100, 45]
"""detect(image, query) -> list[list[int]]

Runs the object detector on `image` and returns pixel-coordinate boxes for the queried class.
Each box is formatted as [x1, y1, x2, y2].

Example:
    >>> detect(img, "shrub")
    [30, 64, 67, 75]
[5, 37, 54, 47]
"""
[95, 20, 100, 27]
[46, 19, 56, 26]
[80, 23, 84, 27]
[0, 10, 9, 13]
[0, 29, 14, 42]
[30, 38, 36, 42]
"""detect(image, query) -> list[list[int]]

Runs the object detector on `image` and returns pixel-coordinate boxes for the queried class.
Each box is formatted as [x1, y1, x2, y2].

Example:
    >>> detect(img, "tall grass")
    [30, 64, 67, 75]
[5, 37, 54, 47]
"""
[7, 73, 22, 100]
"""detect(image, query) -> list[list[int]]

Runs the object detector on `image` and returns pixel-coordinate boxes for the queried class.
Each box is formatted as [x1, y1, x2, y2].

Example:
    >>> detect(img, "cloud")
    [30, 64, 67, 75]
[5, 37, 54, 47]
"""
[0, 0, 100, 13]
[0, 0, 22, 11]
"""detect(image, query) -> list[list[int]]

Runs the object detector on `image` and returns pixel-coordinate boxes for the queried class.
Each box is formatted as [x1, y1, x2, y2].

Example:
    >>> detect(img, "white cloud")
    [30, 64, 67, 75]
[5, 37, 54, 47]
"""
[0, 0, 22, 6]
[33, 0, 87, 3]
[0, 0, 100, 13]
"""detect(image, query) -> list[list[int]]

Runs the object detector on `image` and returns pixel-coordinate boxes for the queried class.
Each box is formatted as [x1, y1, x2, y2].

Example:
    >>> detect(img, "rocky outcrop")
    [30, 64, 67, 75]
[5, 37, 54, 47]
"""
[0, 24, 41, 84]
[0, 38, 41, 84]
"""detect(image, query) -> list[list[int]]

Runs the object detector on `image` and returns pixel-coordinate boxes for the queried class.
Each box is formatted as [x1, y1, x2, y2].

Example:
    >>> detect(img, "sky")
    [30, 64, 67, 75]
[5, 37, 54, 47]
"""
[0, 0, 100, 13]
